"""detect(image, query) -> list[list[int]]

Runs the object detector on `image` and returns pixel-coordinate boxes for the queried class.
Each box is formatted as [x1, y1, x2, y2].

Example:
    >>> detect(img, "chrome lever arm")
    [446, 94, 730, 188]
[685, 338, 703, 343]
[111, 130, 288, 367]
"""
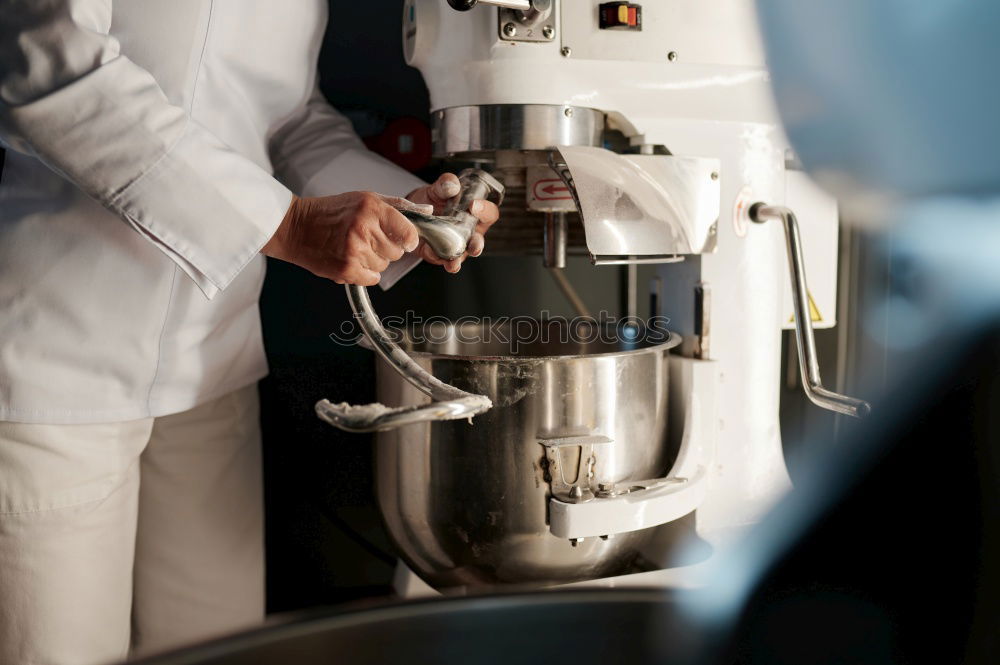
[317, 169, 503, 433]
[750, 203, 871, 418]
[316, 285, 491, 432]
[447, 0, 531, 11]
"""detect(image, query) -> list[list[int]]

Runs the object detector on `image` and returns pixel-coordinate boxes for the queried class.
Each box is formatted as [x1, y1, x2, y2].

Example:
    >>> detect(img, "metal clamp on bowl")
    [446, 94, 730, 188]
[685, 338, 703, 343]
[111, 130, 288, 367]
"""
[544, 356, 717, 541]
[316, 169, 505, 433]
[540, 435, 615, 504]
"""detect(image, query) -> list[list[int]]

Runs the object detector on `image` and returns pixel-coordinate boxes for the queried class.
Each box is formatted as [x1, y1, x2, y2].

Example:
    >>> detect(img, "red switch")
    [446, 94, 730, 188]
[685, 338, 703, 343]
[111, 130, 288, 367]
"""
[599, 3, 642, 31]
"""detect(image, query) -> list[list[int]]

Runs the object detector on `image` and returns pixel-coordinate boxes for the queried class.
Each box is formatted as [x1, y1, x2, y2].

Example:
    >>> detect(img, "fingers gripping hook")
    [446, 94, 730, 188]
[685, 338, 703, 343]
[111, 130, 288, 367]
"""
[317, 169, 503, 433]
[399, 169, 505, 260]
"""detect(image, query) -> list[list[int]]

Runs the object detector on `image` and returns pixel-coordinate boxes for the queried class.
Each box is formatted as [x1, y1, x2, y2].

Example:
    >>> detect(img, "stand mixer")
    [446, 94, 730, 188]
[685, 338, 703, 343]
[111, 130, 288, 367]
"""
[317, 0, 869, 590]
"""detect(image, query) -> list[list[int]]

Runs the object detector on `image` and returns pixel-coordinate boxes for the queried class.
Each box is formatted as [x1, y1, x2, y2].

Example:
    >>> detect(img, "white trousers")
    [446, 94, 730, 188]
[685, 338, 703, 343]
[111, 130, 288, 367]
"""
[0, 385, 264, 665]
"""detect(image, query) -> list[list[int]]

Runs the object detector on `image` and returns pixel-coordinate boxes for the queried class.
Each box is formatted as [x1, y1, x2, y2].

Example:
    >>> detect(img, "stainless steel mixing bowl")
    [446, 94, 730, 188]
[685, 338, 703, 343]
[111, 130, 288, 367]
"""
[130, 589, 707, 665]
[374, 320, 681, 588]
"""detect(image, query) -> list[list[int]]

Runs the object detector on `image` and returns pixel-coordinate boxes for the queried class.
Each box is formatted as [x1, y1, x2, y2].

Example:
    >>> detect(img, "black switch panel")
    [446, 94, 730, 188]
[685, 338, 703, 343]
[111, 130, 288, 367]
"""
[599, 2, 642, 31]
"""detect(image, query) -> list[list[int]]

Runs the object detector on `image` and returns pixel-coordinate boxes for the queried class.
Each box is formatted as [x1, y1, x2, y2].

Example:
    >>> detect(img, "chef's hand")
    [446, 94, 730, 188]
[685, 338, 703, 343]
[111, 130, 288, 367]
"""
[406, 173, 501, 273]
[263, 191, 429, 286]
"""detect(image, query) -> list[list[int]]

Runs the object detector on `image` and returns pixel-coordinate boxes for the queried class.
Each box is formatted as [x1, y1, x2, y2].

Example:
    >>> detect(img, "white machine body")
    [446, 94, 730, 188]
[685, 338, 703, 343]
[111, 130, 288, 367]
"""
[400, 0, 843, 586]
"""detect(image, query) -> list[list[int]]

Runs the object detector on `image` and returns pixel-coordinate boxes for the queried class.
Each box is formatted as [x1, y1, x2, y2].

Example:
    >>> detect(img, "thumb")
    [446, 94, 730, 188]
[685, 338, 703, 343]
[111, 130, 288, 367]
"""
[431, 173, 461, 203]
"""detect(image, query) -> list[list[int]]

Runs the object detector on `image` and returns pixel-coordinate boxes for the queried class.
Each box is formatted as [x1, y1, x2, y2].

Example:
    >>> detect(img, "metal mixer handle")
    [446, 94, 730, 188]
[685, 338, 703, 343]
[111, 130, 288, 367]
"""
[316, 284, 491, 433]
[316, 396, 489, 433]
[398, 168, 505, 261]
[448, 168, 505, 215]
[749, 203, 871, 418]
[316, 169, 504, 433]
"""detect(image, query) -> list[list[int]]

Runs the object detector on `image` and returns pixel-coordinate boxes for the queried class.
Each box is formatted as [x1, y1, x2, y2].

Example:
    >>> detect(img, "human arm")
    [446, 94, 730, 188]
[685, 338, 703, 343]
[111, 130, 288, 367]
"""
[267, 86, 499, 277]
[0, 0, 293, 298]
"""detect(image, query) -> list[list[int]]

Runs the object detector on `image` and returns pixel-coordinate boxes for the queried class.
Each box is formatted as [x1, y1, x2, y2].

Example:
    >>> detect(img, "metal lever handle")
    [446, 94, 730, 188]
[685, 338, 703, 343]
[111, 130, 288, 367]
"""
[399, 169, 505, 260]
[447, 0, 531, 11]
[750, 203, 871, 418]
[316, 169, 504, 433]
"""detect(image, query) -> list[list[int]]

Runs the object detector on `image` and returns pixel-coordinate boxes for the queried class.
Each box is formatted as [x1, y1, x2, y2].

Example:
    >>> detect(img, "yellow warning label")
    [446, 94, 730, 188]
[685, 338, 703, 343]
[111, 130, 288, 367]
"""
[789, 291, 823, 324]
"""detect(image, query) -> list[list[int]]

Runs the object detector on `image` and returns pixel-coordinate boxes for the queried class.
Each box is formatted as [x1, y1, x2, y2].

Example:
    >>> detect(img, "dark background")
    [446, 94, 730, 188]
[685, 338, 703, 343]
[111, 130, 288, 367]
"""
[259, 1, 427, 611]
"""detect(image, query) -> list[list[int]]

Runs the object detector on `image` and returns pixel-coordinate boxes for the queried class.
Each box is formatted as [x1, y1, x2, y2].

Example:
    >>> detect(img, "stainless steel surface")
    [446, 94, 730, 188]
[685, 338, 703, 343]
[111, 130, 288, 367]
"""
[514, 0, 551, 24]
[591, 256, 686, 266]
[694, 282, 711, 360]
[375, 321, 681, 587]
[401, 209, 477, 262]
[548, 268, 592, 318]
[557, 146, 720, 259]
[543, 212, 567, 268]
[498, 0, 554, 42]
[447, 0, 532, 10]
[316, 398, 488, 433]
[475, 188, 587, 254]
[750, 203, 871, 418]
[624, 264, 638, 319]
[547, 150, 585, 222]
[541, 434, 612, 503]
[545, 149, 672, 270]
[130, 590, 697, 665]
[317, 170, 506, 433]
[434, 105, 604, 157]
[402, 169, 505, 260]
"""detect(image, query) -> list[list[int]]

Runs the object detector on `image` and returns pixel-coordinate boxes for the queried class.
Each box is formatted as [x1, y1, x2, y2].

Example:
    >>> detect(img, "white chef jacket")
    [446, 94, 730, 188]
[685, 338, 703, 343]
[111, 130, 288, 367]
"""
[0, 0, 425, 424]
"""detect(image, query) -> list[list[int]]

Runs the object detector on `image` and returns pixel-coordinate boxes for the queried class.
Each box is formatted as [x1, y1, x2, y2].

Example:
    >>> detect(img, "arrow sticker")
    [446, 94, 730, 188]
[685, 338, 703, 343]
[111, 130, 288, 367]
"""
[532, 178, 573, 201]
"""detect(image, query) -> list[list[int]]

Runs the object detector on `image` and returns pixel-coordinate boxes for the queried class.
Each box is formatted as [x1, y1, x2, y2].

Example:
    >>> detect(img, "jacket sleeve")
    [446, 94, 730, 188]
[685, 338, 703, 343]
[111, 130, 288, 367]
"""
[269, 87, 426, 289]
[0, 0, 293, 299]
[268, 85, 426, 199]
[268, 85, 428, 289]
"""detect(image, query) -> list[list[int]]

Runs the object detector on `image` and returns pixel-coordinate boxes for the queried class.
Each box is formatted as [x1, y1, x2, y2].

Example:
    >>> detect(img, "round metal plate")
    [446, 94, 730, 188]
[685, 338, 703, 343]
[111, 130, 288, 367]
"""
[433, 104, 604, 157]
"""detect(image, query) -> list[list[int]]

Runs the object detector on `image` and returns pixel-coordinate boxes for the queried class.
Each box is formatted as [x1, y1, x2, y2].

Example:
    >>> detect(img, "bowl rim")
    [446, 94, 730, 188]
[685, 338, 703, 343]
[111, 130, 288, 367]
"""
[369, 321, 682, 362]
